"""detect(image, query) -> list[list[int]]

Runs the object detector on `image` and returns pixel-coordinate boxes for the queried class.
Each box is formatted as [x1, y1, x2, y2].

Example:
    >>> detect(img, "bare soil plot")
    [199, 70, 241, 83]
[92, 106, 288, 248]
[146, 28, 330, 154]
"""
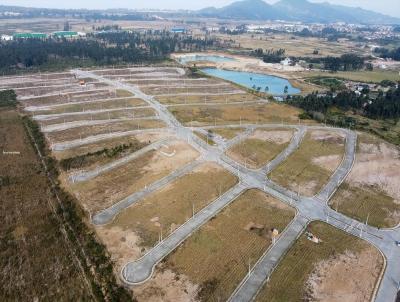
[157, 93, 258, 105]
[33, 98, 147, 115]
[116, 89, 134, 97]
[45, 119, 165, 143]
[212, 127, 245, 140]
[96, 162, 238, 270]
[17, 82, 109, 97]
[69, 140, 199, 213]
[269, 130, 345, 196]
[0, 108, 91, 300]
[53, 131, 169, 160]
[38, 108, 156, 126]
[142, 85, 237, 95]
[59, 138, 149, 172]
[329, 133, 400, 228]
[23, 90, 115, 107]
[227, 129, 294, 169]
[169, 103, 302, 126]
[255, 221, 383, 302]
[143, 189, 295, 302]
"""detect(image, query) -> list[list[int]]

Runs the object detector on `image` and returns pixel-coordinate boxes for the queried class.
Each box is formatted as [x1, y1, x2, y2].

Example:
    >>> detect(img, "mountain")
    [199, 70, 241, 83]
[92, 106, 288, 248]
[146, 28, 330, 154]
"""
[199, 0, 285, 20]
[196, 0, 400, 24]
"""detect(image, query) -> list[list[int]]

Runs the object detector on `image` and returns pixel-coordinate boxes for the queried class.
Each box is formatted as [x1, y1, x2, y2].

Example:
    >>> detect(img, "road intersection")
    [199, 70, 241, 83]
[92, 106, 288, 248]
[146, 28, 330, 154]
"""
[74, 69, 400, 302]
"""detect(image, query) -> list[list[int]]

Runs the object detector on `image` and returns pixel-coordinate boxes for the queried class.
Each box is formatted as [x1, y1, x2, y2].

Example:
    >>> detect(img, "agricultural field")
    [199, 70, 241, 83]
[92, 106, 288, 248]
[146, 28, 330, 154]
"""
[306, 70, 400, 84]
[0, 107, 91, 300]
[96, 162, 238, 270]
[216, 33, 366, 58]
[329, 133, 400, 228]
[269, 130, 345, 196]
[255, 221, 383, 302]
[169, 102, 303, 126]
[227, 128, 294, 169]
[132, 189, 295, 301]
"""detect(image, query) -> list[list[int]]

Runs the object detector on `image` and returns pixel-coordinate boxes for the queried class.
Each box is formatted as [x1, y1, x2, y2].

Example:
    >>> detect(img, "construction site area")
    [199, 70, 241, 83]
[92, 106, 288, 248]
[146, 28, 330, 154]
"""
[4, 65, 400, 302]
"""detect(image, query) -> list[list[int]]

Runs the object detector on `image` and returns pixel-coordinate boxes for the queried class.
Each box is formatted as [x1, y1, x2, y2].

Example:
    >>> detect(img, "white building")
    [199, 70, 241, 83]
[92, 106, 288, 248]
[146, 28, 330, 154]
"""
[1, 34, 13, 41]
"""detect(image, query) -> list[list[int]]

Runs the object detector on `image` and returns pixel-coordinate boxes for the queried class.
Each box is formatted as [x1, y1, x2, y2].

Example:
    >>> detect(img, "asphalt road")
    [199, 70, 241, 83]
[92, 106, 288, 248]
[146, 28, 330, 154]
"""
[72, 69, 400, 302]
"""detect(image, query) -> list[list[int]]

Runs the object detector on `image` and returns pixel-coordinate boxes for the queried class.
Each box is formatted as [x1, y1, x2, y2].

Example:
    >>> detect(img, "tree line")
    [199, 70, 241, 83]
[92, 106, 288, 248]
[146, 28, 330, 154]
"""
[286, 87, 400, 120]
[374, 47, 400, 61]
[0, 31, 216, 72]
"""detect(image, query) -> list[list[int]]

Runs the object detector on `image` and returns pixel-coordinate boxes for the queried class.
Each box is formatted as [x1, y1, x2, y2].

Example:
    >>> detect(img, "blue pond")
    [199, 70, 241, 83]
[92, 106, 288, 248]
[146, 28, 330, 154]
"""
[179, 55, 236, 64]
[201, 68, 301, 96]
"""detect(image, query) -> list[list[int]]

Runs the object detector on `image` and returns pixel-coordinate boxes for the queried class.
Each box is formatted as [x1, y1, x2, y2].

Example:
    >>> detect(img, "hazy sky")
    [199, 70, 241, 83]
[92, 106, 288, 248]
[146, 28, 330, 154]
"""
[3, 0, 400, 17]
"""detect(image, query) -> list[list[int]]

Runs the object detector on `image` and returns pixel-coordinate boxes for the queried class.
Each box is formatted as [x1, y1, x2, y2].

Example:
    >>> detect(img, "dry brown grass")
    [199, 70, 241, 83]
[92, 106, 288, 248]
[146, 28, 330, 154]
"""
[212, 127, 245, 140]
[35, 98, 147, 115]
[169, 102, 303, 126]
[269, 130, 345, 196]
[164, 189, 295, 302]
[157, 93, 257, 105]
[255, 221, 383, 302]
[0, 108, 91, 300]
[227, 129, 294, 169]
[99, 162, 238, 266]
[38, 107, 156, 126]
[45, 119, 165, 143]
[70, 140, 199, 213]
[53, 131, 168, 160]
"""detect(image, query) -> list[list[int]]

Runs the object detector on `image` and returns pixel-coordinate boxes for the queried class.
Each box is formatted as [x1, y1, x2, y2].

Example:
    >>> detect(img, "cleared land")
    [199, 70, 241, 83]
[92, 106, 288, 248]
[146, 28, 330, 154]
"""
[96, 162, 238, 270]
[329, 133, 400, 228]
[269, 130, 345, 196]
[255, 221, 383, 302]
[69, 140, 199, 213]
[157, 93, 257, 105]
[169, 102, 303, 126]
[53, 130, 169, 160]
[227, 128, 294, 169]
[144, 189, 296, 302]
[0, 108, 91, 300]
[212, 127, 245, 140]
[31, 97, 147, 115]
[45, 119, 165, 143]
[38, 108, 156, 126]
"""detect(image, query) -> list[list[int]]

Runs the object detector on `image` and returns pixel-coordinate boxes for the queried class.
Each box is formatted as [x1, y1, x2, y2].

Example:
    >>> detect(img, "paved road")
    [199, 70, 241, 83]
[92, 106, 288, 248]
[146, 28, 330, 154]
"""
[261, 126, 306, 175]
[229, 215, 309, 302]
[73, 69, 400, 302]
[122, 183, 247, 284]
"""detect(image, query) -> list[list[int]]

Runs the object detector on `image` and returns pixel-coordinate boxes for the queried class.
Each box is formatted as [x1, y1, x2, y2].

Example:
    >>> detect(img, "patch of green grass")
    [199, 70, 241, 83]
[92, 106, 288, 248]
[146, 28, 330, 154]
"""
[255, 221, 383, 302]
[329, 183, 398, 228]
